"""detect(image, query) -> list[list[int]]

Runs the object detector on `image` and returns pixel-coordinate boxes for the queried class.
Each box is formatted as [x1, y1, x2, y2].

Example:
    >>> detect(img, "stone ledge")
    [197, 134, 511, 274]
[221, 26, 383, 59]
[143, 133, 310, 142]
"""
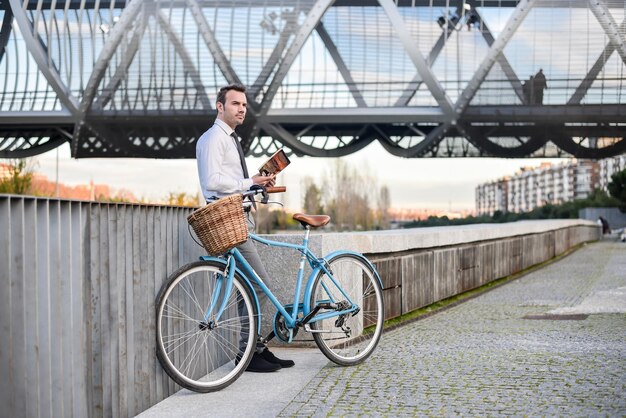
[254, 219, 600, 340]
[261, 219, 599, 255]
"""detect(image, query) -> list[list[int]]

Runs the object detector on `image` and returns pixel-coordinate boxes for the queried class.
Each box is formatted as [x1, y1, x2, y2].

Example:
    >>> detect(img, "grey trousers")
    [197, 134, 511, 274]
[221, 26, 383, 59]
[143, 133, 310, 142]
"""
[237, 212, 272, 349]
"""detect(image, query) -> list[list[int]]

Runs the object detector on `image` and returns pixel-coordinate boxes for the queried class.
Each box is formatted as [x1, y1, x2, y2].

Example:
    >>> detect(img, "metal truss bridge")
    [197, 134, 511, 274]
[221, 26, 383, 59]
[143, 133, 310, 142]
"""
[1, 0, 625, 159]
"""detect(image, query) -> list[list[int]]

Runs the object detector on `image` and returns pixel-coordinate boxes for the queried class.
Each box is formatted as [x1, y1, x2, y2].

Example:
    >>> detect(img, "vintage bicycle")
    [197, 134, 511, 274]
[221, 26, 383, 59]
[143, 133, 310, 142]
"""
[155, 186, 384, 392]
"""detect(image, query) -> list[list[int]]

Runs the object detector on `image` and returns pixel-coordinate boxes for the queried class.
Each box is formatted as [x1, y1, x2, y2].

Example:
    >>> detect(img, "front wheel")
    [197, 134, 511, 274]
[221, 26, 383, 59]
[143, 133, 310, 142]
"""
[155, 261, 257, 392]
[309, 253, 384, 365]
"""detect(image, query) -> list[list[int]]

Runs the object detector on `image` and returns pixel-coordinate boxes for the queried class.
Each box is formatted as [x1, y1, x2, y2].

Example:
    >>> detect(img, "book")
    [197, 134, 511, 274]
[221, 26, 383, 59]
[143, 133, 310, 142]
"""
[258, 148, 290, 176]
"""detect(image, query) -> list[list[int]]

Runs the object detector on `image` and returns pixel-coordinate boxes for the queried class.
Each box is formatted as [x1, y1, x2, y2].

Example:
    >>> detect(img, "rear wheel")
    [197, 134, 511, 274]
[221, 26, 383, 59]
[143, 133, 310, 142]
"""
[310, 254, 384, 365]
[156, 261, 256, 392]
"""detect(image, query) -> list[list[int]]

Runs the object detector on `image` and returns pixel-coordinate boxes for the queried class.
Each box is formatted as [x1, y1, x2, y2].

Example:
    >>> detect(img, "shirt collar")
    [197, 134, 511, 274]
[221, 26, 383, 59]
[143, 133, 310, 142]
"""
[214, 118, 235, 137]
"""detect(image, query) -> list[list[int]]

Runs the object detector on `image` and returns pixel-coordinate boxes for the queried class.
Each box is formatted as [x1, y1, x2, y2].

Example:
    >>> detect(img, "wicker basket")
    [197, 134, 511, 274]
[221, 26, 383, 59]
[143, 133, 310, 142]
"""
[187, 194, 249, 255]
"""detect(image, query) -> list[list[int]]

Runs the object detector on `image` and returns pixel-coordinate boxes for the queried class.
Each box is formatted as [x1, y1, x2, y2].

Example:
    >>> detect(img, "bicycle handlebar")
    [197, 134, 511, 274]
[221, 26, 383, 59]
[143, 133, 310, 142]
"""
[244, 185, 286, 196]
[243, 185, 286, 204]
[265, 186, 286, 194]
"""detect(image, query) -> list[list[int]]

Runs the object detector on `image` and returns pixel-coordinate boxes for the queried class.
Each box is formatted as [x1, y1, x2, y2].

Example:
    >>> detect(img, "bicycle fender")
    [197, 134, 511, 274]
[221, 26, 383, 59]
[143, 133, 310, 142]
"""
[199, 256, 262, 335]
[302, 250, 383, 314]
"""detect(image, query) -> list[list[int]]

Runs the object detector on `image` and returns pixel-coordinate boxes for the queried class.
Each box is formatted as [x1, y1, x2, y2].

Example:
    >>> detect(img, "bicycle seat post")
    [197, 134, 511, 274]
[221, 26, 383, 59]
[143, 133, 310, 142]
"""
[299, 225, 311, 263]
[302, 224, 311, 243]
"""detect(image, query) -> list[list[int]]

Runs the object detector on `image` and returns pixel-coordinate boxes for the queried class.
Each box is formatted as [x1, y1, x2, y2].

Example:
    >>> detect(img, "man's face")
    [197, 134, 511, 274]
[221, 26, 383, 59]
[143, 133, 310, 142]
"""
[217, 89, 247, 129]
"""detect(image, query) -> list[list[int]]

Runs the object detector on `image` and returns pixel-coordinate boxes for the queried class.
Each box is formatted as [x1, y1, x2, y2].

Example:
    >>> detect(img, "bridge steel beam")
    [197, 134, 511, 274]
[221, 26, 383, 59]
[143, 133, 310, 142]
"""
[9, 0, 595, 11]
[92, 9, 149, 110]
[250, 8, 300, 98]
[186, 0, 241, 86]
[0, 127, 72, 158]
[259, 0, 335, 116]
[2, 0, 626, 160]
[568, 19, 626, 105]
[75, 0, 144, 152]
[394, 4, 461, 107]
[472, 7, 526, 104]
[259, 121, 374, 157]
[588, 0, 626, 66]
[155, 10, 211, 110]
[379, 0, 459, 156]
[8, 0, 80, 117]
[246, 0, 334, 148]
[379, 0, 455, 118]
[455, 0, 536, 115]
[315, 21, 367, 107]
[0, 8, 12, 64]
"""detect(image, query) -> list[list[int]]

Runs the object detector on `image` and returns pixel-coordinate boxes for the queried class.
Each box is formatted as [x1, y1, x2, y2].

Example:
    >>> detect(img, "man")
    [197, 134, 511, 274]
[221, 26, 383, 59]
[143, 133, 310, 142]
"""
[196, 83, 294, 372]
[522, 75, 534, 104]
[533, 69, 547, 105]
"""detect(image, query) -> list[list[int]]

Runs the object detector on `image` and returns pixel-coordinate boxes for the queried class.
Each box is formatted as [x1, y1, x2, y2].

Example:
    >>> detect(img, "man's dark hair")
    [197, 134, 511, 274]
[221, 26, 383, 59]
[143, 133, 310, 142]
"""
[216, 83, 247, 105]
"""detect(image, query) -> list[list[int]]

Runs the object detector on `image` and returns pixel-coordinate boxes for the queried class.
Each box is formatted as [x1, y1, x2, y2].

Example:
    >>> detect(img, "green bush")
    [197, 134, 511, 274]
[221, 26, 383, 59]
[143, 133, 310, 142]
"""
[0, 159, 33, 194]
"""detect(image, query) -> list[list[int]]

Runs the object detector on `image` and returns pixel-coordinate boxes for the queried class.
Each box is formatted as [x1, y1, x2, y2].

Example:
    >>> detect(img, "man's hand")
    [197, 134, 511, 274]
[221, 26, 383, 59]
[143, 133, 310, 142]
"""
[252, 173, 275, 186]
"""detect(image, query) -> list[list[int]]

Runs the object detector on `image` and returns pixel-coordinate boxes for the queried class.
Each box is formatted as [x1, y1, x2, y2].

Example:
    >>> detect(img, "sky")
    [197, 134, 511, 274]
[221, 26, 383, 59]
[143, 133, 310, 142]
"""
[32, 141, 564, 212]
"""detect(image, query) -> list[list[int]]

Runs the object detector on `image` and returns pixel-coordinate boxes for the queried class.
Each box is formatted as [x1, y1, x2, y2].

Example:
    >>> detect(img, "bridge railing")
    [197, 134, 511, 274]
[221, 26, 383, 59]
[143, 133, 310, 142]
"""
[0, 195, 599, 418]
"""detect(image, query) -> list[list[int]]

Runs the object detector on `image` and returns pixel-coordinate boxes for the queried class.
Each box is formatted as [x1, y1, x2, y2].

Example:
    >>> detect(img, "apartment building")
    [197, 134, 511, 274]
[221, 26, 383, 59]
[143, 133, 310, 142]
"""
[475, 156, 624, 215]
[598, 154, 626, 188]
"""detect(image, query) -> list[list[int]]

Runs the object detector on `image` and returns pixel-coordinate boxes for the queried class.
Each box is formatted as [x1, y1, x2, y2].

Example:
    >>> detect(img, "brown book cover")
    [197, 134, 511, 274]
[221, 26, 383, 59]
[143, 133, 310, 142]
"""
[258, 148, 290, 176]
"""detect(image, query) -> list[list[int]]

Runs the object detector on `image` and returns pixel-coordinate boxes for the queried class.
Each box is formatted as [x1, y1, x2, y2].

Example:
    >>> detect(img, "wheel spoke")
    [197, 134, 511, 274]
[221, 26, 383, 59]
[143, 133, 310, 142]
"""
[156, 262, 256, 392]
[310, 255, 383, 365]
[163, 299, 200, 323]
[162, 328, 202, 353]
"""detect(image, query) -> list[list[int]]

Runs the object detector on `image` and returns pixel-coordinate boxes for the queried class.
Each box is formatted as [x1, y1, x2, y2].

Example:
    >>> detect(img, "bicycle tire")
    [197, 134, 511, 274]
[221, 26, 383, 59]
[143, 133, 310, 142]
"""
[155, 260, 257, 392]
[310, 253, 384, 365]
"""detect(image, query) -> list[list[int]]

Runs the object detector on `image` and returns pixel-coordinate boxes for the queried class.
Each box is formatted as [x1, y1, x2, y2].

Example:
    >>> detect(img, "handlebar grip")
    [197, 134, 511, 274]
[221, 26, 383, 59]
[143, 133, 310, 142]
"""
[265, 186, 286, 194]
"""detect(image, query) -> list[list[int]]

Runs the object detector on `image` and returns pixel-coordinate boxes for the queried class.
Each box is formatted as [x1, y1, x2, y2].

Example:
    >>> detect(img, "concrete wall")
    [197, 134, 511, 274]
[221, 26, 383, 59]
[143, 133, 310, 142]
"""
[256, 220, 600, 327]
[0, 195, 600, 418]
[0, 196, 197, 418]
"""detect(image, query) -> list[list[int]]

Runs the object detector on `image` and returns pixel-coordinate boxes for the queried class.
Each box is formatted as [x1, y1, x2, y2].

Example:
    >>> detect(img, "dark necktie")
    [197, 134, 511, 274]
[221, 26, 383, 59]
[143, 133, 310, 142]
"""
[231, 132, 256, 209]
[231, 132, 249, 178]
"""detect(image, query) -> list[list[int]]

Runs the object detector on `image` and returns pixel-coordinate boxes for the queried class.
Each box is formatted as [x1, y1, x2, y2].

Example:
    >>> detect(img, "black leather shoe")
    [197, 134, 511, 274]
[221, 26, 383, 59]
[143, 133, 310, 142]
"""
[261, 348, 295, 368]
[245, 352, 281, 373]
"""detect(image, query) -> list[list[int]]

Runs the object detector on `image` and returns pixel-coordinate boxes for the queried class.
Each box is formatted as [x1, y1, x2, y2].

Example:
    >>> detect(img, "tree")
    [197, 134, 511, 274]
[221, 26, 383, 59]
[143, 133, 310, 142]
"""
[255, 204, 276, 234]
[607, 168, 626, 212]
[376, 185, 391, 229]
[323, 159, 353, 229]
[0, 159, 35, 194]
[254, 205, 299, 234]
[323, 159, 374, 230]
[302, 177, 324, 214]
[165, 192, 199, 207]
[321, 159, 392, 231]
[584, 188, 620, 207]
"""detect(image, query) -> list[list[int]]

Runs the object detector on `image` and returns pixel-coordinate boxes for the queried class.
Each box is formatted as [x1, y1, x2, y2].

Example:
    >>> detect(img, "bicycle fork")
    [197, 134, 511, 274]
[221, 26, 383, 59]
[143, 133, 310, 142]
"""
[201, 255, 237, 328]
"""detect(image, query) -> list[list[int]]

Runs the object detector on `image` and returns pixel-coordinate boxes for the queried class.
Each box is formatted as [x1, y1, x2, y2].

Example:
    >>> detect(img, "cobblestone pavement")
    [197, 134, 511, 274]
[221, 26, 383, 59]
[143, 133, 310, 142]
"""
[278, 240, 626, 417]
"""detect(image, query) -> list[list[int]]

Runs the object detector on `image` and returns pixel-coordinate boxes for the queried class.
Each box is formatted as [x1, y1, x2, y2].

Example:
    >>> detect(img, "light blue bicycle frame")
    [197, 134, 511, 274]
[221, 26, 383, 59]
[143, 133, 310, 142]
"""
[199, 228, 381, 337]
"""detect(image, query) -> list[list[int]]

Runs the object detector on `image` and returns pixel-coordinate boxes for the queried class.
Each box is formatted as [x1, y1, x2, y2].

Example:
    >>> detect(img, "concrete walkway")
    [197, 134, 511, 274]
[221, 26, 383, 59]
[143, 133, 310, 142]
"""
[139, 239, 626, 417]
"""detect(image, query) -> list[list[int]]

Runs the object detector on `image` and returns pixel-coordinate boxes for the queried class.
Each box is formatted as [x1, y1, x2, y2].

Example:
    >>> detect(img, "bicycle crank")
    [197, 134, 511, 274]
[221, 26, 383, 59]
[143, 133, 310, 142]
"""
[273, 311, 299, 343]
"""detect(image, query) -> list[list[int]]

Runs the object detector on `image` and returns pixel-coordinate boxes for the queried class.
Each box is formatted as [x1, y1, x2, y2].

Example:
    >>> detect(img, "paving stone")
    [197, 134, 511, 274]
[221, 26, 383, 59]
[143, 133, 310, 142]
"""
[278, 241, 626, 417]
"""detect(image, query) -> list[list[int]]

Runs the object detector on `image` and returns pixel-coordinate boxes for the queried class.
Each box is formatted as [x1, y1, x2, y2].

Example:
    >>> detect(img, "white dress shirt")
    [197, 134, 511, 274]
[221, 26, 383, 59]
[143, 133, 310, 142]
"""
[196, 118, 253, 202]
